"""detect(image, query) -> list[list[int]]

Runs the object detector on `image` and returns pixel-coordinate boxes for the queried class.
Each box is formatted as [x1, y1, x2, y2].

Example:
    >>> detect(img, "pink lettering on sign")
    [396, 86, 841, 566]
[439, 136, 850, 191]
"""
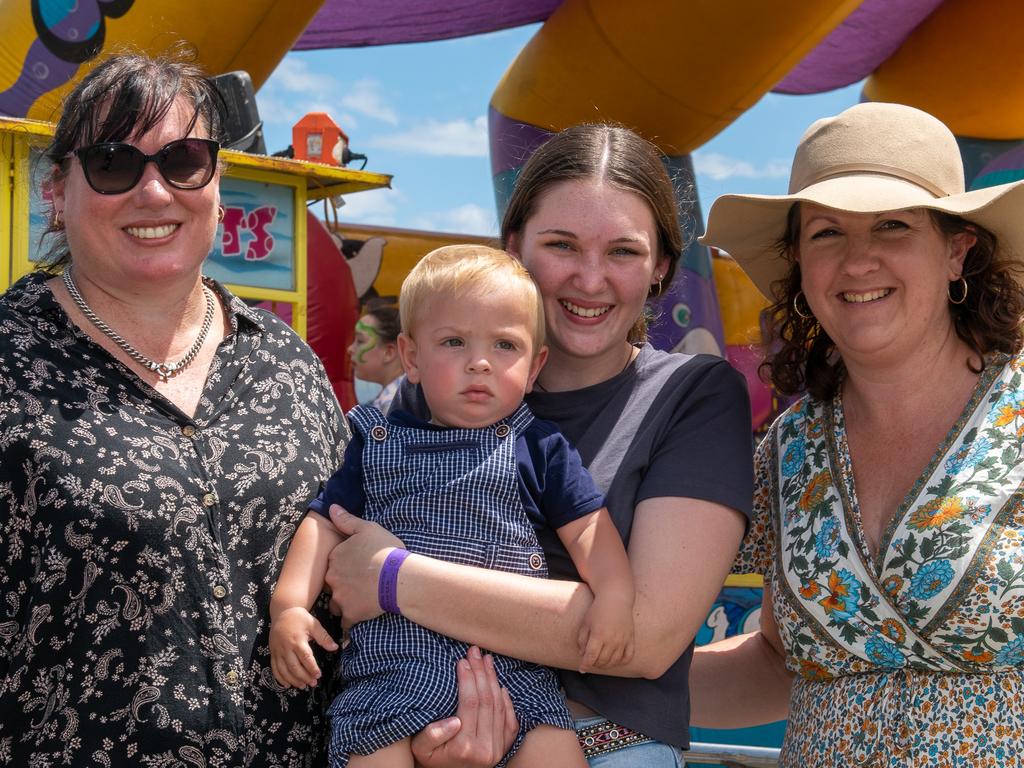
[219, 205, 278, 260]
[245, 207, 277, 261]
[221, 207, 245, 256]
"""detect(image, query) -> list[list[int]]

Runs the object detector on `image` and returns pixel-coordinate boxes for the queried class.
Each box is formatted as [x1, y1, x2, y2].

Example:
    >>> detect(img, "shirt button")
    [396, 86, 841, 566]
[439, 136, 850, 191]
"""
[213, 584, 227, 599]
[202, 492, 217, 507]
[181, 424, 196, 438]
[495, 424, 511, 438]
[528, 553, 544, 570]
[225, 669, 239, 686]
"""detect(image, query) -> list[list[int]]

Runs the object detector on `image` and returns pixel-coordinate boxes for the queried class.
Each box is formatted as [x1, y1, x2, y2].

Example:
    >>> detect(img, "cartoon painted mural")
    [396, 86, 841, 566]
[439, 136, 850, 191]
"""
[0, 0, 322, 121]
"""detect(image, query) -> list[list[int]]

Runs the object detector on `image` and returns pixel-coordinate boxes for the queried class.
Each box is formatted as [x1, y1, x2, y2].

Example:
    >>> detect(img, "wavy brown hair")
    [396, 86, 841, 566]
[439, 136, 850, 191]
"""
[761, 204, 1024, 401]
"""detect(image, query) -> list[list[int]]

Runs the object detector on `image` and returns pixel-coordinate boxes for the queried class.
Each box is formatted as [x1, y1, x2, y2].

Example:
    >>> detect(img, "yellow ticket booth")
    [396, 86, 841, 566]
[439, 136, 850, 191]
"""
[0, 116, 392, 338]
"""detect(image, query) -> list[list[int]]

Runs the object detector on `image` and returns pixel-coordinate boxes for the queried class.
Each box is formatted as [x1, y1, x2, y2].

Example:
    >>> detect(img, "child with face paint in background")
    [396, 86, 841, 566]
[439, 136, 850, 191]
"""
[348, 297, 404, 412]
[269, 245, 635, 767]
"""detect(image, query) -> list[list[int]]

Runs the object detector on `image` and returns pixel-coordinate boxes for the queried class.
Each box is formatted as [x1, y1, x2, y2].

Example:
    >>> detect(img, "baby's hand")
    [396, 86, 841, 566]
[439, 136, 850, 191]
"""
[577, 592, 634, 673]
[269, 606, 339, 688]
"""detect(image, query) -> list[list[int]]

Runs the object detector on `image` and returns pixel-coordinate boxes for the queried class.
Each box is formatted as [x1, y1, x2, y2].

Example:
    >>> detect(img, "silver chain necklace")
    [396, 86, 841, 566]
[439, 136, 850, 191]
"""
[62, 266, 216, 383]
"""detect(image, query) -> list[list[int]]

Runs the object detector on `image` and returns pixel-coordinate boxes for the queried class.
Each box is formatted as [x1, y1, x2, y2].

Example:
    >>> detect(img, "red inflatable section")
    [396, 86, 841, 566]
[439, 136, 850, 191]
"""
[262, 213, 359, 410]
[305, 212, 358, 411]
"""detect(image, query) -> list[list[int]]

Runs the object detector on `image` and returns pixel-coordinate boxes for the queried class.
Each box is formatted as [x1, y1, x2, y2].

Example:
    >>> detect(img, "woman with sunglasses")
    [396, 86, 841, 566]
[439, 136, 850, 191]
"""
[0, 53, 347, 765]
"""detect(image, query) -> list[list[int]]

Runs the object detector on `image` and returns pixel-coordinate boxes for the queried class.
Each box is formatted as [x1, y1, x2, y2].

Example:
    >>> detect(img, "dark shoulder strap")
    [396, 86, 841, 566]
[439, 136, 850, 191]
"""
[346, 404, 388, 436]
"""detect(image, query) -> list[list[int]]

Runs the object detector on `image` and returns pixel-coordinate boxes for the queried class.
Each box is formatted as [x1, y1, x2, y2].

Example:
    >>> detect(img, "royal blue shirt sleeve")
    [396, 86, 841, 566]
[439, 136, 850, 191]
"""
[308, 428, 367, 518]
[517, 418, 604, 530]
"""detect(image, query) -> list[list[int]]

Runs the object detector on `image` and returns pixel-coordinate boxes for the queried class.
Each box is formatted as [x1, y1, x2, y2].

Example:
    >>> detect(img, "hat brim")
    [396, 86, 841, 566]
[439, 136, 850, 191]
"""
[699, 173, 1024, 300]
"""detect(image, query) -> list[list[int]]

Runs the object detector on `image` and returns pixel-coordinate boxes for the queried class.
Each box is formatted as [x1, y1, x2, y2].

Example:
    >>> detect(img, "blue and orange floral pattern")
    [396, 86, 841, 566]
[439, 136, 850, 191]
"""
[735, 352, 1024, 766]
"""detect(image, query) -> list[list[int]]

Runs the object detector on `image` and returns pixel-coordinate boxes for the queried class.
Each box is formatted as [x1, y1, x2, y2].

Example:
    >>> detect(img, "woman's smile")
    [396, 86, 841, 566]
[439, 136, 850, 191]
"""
[798, 205, 970, 365]
[124, 223, 180, 240]
[559, 298, 612, 319]
[515, 178, 667, 386]
[839, 288, 893, 303]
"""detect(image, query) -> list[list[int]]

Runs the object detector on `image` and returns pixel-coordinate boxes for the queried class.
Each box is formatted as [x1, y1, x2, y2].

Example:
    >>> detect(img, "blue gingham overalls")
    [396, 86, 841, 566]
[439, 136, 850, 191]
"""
[328, 403, 574, 765]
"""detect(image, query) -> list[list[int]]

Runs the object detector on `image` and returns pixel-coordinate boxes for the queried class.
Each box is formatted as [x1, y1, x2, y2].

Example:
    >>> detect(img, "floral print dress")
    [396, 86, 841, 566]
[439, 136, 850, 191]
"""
[737, 352, 1024, 767]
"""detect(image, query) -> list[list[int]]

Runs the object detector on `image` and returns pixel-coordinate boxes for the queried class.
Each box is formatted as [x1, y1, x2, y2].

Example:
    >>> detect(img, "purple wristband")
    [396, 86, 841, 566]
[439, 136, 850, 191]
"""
[378, 548, 410, 615]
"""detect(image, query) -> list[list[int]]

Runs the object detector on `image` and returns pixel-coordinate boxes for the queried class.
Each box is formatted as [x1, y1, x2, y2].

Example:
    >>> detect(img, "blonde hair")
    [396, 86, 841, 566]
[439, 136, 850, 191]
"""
[400, 244, 546, 349]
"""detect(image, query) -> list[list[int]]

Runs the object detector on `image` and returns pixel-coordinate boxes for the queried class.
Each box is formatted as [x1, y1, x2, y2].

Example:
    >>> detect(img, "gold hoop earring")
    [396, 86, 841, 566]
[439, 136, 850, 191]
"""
[52, 210, 64, 230]
[217, 205, 225, 223]
[651, 273, 663, 298]
[948, 276, 968, 305]
[792, 290, 813, 320]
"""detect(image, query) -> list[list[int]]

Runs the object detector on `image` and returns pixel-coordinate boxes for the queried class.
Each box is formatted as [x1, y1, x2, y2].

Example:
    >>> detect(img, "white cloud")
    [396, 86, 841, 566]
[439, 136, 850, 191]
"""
[333, 188, 402, 227]
[693, 152, 789, 181]
[442, 204, 498, 236]
[340, 79, 399, 125]
[263, 58, 337, 97]
[409, 203, 498, 236]
[258, 62, 382, 135]
[257, 95, 351, 129]
[370, 116, 488, 157]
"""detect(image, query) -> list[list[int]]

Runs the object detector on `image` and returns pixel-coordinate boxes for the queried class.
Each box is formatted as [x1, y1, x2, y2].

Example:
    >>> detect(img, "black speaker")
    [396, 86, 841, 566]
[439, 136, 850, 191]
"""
[211, 70, 267, 155]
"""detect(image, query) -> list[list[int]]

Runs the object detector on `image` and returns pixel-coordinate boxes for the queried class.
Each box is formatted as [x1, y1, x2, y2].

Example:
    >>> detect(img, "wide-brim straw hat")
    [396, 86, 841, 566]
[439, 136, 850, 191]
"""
[699, 101, 1024, 300]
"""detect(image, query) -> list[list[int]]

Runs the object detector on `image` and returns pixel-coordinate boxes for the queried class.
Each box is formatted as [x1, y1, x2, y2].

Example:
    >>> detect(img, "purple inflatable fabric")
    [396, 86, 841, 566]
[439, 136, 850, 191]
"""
[295, 0, 562, 49]
[489, 108, 556, 176]
[773, 0, 945, 94]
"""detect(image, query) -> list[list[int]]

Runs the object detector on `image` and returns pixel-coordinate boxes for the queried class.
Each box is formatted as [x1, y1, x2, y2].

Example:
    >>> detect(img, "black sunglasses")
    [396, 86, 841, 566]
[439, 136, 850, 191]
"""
[69, 138, 220, 195]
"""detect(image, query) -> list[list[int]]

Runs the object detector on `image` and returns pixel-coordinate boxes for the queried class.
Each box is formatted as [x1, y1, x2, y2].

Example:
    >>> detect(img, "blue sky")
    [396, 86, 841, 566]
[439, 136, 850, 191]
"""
[258, 25, 863, 237]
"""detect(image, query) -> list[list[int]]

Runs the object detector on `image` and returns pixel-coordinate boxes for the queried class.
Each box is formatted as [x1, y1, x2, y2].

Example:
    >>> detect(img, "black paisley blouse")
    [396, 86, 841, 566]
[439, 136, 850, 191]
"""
[0, 272, 347, 767]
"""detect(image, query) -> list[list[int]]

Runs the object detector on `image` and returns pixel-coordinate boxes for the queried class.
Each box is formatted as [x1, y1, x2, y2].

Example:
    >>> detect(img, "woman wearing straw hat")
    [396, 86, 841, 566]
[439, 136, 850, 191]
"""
[693, 102, 1024, 766]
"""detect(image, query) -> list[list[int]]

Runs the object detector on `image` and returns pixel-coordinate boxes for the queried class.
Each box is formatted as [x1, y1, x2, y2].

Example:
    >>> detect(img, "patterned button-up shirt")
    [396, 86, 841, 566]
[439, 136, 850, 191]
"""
[0, 272, 347, 766]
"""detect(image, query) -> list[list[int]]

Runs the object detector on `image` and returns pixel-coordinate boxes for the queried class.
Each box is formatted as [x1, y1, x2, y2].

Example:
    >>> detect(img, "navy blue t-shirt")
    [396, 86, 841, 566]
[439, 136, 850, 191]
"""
[309, 408, 604, 532]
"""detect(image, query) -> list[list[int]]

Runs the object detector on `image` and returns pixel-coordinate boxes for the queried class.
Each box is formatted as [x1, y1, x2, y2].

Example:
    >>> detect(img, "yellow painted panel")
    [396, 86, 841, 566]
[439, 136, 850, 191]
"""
[0, 133, 11, 289]
[291, 182, 308, 338]
[9, 132, 44, 283]
[0, 7, 35, 94]
[224, 150, 392, 199]
[492, 0, 861, 153]
[865, 0, 1024, 139]
[336, 223, 495, 300]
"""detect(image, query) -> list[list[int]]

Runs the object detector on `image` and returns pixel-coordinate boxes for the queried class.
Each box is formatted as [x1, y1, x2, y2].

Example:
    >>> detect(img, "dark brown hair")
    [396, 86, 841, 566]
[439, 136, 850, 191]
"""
[361, 296, 401, 344]
[762, 204, 1024, 400]
[40, 48, 225, 271]
[499, 123, 686, 343]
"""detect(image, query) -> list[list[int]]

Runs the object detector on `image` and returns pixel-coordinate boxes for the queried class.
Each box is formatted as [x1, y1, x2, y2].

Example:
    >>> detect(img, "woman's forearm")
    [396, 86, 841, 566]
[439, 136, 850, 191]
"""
[396, 553, 597, 671]
[325, 499, 745, 679]
[394, 498, 745, 679]
[689, 631, 793, 728]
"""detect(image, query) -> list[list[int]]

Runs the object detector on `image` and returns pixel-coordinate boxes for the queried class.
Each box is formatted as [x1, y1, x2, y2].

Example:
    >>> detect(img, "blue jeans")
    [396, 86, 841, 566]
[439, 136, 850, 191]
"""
[575, 716, 686, 767]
